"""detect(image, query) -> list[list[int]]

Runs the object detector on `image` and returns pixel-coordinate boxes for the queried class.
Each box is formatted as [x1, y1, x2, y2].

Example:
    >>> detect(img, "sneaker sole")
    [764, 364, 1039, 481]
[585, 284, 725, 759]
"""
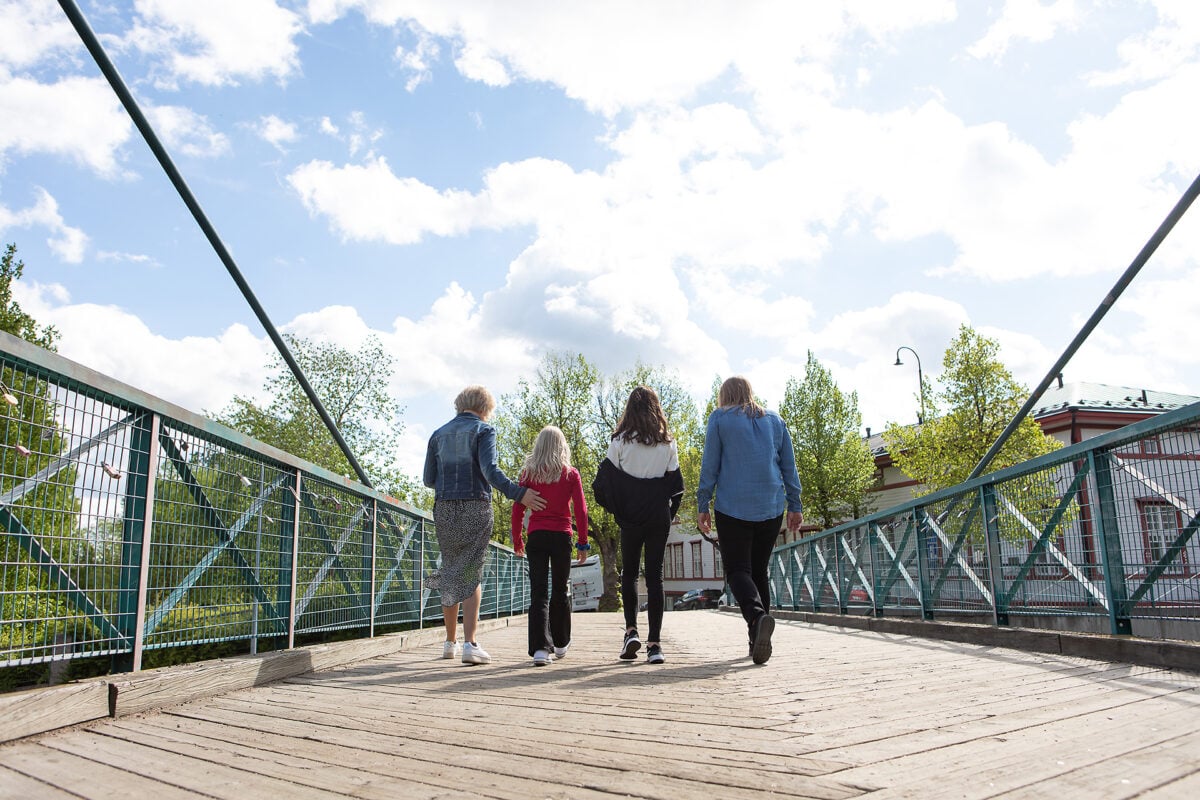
[620, 640, 641, 660]
[647, 654, 665, 664]
[462, 655, 491, 665]
[751, 615, 775, 664]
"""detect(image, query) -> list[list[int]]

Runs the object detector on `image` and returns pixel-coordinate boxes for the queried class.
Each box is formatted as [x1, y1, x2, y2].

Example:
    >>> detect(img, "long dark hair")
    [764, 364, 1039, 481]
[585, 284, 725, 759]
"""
[718, 376, 765, 418]
[612, 386, 673, 445]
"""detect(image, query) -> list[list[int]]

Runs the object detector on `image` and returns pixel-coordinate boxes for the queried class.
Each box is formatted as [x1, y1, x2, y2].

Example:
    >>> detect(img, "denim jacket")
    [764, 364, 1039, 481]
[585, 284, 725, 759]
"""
[423, 412, 524, 502]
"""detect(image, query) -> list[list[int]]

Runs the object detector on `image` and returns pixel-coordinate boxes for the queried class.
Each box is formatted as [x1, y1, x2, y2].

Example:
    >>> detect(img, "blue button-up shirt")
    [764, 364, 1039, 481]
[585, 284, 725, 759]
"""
[423, 412, 524, 502]
[696, 406, 803, 522]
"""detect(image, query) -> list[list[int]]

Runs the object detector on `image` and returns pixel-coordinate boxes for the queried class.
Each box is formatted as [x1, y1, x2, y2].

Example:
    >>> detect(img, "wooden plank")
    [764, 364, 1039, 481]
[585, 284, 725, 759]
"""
[39, 732, 351, 800]
[0, 741, 205, 799]
[991, 729, 1200, 798]
[155, 701, 867, 800]
[0, 680, 109, 743]
[0, 764, 77, 799]
[109, 619, 510, 717]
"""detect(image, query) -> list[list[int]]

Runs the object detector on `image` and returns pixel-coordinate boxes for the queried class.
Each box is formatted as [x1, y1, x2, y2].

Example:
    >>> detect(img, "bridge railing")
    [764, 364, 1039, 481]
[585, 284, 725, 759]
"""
[772, 400, 1200, 637]
[0, 331, 529, 675]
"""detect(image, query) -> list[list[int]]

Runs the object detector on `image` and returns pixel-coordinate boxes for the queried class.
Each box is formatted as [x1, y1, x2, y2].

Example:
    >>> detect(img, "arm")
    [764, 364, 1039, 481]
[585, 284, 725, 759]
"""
[665, 468, 684, 520]
[696, 413, 720, 515]
[778, 419, 803, 514]
[510, 498, 526, 555]
[570, 469, 589, 551]
[422, 436, 437, 489]
[477, 426, 546, 510]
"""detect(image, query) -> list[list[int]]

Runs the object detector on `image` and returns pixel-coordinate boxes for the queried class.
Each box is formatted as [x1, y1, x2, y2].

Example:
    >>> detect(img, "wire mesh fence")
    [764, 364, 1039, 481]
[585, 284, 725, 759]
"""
[774, 402, 1200, 638]
[0, 332, 528, 678]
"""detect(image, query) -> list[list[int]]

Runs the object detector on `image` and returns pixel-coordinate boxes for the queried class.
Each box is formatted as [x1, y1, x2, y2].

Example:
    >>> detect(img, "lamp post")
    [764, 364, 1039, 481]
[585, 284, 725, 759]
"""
[894, 346, 926, 424]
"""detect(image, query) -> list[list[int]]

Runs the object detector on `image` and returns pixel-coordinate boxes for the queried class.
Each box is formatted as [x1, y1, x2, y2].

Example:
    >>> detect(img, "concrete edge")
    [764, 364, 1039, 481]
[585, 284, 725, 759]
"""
[1, 616, 520, 742]
[730, 606, 1200, 673]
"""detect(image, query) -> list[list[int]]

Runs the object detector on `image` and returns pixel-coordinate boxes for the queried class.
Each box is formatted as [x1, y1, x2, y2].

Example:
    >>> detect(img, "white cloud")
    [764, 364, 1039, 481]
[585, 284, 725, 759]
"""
[1087, 0, 1200, 86]
[129, 0, 304, 88]
[0, 189, 89, 263]
[147, 104, 231, 158]
[395, 31, 441, 92]
[14, 281, 276, 416]
[309, 1, 954, 115]
[255, 114, 299, 150]
[0, 75, 131, 176]
[969, 0, 1081, 61]
[0, 0, 80, 70]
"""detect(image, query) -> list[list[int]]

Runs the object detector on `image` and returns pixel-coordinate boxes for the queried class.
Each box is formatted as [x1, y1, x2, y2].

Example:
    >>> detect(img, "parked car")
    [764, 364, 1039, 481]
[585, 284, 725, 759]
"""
[673, 588, 723, 610]
[848, 587, 871, 603]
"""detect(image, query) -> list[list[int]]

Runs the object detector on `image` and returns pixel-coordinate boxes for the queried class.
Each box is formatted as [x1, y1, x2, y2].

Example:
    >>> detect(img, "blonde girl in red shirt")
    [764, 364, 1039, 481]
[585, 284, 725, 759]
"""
[511, 425, 589, 666]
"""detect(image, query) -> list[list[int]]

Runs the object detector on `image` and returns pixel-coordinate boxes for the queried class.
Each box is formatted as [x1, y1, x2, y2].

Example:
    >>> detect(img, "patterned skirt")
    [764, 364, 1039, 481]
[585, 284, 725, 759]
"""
[430, 499, 494, 607]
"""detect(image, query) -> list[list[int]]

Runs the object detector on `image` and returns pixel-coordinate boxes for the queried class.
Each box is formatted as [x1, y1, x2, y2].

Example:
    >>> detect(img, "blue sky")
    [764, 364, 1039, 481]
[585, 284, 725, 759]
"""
[2, 0, 1199, 481]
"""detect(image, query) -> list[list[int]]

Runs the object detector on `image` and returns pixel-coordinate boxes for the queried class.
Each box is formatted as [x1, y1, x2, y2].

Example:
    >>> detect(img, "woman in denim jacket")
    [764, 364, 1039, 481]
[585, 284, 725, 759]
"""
[424, 385, 544, 665]
[696, 376, 803, 665]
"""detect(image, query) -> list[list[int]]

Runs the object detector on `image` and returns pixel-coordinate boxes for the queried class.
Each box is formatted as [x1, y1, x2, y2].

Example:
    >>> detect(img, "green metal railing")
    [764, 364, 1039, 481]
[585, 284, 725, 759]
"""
[772, 401, 1200, 637]
[0, 331, 529, 673]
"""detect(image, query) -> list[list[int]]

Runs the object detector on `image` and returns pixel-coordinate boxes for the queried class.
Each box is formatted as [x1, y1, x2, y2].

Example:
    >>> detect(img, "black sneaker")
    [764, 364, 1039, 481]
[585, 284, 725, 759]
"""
[646, 644, 665, 664]
[620, 630, 641, 660]
[751, 614, 775, 665]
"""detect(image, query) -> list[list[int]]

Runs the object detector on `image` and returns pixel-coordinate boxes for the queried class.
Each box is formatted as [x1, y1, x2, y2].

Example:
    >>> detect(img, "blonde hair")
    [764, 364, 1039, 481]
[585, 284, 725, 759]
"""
[521, 426, 571, 484]
[454, 385, 495, 417]
[718, 376, 765, 418]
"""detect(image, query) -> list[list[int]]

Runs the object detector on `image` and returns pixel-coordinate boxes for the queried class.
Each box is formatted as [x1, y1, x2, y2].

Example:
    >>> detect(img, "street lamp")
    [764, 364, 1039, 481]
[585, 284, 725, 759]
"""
[894, 346, 926, 424]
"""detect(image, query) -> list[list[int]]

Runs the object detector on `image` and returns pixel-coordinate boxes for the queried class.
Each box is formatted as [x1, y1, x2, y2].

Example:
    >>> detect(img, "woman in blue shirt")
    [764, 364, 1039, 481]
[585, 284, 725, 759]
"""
[696, 376, 803, 665]
[424, 385, 544, 665]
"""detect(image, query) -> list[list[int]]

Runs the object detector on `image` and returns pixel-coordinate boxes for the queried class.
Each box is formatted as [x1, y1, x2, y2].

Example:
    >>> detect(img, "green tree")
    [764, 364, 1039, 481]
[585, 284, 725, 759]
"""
[883, 325, 1062, 495]
[780, 352, 877, 529]
[213, 334, 426, 505]
[0, 244, 82, 667]
[1, 243, 59, 350]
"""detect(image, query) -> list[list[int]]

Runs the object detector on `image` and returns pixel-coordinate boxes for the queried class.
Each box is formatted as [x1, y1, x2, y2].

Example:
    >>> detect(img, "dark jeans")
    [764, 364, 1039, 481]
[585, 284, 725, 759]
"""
[621, 519, 670, 642]
[526, 530, 573, 655]
[714, 510, 781, 638]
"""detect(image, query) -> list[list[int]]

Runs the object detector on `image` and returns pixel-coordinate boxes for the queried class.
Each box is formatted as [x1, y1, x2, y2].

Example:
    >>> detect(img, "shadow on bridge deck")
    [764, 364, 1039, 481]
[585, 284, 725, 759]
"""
[1, 610, 1199, 798]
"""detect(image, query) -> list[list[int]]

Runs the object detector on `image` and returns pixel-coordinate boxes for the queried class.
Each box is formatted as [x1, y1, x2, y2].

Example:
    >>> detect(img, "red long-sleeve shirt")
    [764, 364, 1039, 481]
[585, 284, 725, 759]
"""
[510, 467, 589, 552]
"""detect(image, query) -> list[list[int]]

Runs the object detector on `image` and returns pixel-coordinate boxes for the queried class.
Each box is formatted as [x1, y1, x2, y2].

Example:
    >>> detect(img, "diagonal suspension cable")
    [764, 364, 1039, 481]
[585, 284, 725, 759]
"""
[58, 0, 373, 488]
[968, 170, 1200, 481]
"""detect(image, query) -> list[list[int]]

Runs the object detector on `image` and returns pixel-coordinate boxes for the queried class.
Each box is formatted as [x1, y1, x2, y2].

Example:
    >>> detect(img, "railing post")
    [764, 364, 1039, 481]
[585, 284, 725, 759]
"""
[980, 484, 1009, 626]
[418, 517, 426, 630]
[286, 471, 301, 649]
[1090, 450, 1133, 635]
[914, 507, 934, 620]
[807, 541, 819, 612]
[129, 413, 161, 671]
[115, 411, 156, 673]
[368, 499, 377, 638]
[868, 523, 883, 617]
[834, 531, 846, 614]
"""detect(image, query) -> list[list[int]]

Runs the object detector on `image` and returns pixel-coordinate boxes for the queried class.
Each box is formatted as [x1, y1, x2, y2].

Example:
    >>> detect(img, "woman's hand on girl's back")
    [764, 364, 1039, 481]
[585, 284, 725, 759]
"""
[521, 488, 546, 511]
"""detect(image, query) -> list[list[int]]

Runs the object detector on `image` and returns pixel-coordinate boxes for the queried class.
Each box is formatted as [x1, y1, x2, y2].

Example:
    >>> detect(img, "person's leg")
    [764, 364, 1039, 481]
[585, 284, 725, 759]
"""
[441, 604, 459, 643]
[620, 524, 645, 633]
[714, 511, 762, 628]
[642, 521, 670, 644]
[525, 531, 552, 656]
[461, 585, 482, 644]
[547, 534, 573, 649]
[750, 514, 784, 615]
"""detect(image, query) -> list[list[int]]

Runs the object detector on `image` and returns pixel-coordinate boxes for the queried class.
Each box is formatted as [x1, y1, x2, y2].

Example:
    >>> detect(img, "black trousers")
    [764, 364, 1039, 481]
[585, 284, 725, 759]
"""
[525, 530, 573, 655]
[620, 519, 670, 642]
[714, 510, 781, 638]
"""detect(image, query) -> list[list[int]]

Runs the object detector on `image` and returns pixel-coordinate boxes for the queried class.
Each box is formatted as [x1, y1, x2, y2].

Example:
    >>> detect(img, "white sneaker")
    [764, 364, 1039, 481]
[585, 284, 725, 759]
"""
[532, 649, 553, 666]
[442, 640, 461, 659]
[462, 642, 491, 665]
[553, 643, 570, 660]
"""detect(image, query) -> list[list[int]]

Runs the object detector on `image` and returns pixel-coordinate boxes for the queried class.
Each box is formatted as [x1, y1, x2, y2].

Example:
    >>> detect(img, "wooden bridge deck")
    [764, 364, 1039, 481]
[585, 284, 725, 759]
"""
[2, 610, 1199, 799]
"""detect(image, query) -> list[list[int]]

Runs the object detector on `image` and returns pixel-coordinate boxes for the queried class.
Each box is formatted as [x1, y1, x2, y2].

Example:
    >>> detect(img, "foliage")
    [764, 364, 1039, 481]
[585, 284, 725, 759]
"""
[779, 352, 877, 529]
[883, 325, 1066, 541]
[1, 243, 59, 351]
[213, 334, 426, 506]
